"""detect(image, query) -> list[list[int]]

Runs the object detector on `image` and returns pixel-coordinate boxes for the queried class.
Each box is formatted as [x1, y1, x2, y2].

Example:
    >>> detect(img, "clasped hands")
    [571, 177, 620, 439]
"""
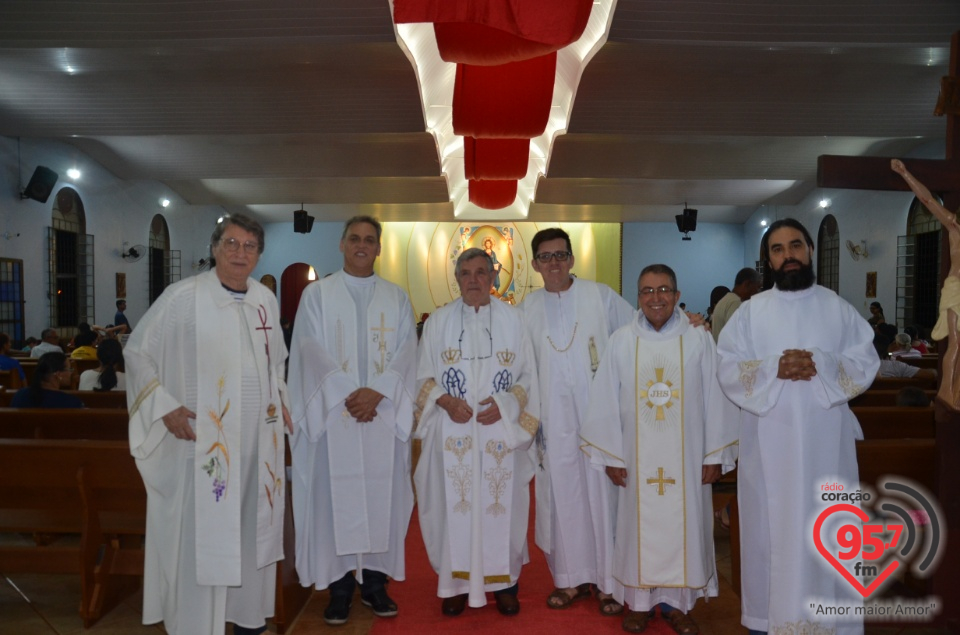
[778, 349, 816, 381]
[605, 464, 721, 488]
[345, 387, 385, 423]
[437, 394, 501, 425]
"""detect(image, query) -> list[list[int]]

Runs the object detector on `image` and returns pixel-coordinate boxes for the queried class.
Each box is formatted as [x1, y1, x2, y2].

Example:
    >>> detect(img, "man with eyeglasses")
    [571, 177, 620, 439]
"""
[287, 215, 417, 626]
[126, 213, 292, 635]
[415, 247, 539, 618]
[717, 219, 878, 635]
[581, 264, 738, 635]
[519, 227, 634, 616]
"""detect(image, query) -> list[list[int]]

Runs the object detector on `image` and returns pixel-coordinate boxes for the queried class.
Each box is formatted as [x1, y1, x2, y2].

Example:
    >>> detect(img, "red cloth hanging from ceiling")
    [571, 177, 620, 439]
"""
[434, 22, 557, 66]
[394, 0, 592, 53]
[464, 137, 530, 180]
[469, 179, 518, 210]
[453, 53, 556, 139]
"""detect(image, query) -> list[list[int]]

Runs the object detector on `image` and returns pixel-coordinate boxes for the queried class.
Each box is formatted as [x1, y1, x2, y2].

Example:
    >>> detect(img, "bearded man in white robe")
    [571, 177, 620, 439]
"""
[288, 215, 417, 626]
[126, 213, 292, 635]
[717, 219, 879, 635]
[415, 247, 539, 618]
[581, 264, 738, 635]
[520, 227, 634, 615]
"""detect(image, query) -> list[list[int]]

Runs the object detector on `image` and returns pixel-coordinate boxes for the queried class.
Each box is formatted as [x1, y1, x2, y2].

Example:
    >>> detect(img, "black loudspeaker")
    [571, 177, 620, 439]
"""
[675, 208, 698, 233]
[21, 166, 59, 203]
[293, 209, 315, 234]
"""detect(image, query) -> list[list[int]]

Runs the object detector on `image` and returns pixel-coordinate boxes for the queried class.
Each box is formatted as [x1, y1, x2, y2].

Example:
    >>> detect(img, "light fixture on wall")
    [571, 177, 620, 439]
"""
[160, 198, 170, 208]
[845, 239, 869, 261]
[307, 266, 317, 281]
[66, 168, 81, 180]
[819, 198, 831, 209]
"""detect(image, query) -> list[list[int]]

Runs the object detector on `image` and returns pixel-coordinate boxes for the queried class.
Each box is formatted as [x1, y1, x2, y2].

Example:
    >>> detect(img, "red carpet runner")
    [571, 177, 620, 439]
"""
[370, 502, 674, 634]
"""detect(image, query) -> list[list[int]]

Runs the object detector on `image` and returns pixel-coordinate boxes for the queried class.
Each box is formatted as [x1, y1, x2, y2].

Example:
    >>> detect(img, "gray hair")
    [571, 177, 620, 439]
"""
[895, 333, 912, 348]
[341, 216, 382, 242]
[455, 247, 493, 278]
[209, 213, 265, 264]
[638, 263, 678, 293]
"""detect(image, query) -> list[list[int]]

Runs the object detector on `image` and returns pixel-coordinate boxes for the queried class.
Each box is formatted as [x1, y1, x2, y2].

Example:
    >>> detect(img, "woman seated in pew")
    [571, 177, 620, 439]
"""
[78, 338, 125, 391]
[10, 352, 85, 408]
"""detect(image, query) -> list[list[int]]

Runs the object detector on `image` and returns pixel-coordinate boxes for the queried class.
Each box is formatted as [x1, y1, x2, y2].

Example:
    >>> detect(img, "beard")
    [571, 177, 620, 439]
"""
[773, 259, 816, 291]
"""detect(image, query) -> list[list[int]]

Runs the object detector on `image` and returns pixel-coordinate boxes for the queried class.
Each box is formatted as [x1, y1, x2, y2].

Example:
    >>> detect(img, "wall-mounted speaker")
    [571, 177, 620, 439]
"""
[21, 166, 59, 203]
[675, 208, 698, 233]
[293, 209, 315, 234]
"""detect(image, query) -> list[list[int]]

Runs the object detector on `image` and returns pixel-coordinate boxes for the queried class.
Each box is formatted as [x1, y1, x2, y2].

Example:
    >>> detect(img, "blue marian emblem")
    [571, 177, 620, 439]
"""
[492, 369, 512, 393]
[442, 367, 467, 399]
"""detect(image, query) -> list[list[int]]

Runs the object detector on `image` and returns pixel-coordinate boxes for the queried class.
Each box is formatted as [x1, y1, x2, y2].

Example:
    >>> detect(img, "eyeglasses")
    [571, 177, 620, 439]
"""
[639, 286, 677, 296]
[535, 251, 572, 263]
[221, 238, 260, 255]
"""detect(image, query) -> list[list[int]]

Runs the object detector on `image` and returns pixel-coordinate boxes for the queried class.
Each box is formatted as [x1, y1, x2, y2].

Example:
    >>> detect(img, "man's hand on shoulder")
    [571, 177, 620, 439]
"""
[686, 311, 709, 331]
[777, 349, 816, 381]
[345, 387, 384, 423]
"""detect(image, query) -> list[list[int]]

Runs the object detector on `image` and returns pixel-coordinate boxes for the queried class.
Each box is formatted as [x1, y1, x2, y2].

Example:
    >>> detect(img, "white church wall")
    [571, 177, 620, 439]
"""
[0, 136, 222, 340]
[622, 222, 746, 313]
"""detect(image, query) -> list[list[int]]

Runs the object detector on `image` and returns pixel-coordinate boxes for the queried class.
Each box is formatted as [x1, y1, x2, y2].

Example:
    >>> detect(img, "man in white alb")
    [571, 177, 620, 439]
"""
[288, 216, 417, 626]
[717, 219, 879, 635]
[581, 264, 738, 634]
[415, 248, 539, 618]
[520, 227, 634, 615]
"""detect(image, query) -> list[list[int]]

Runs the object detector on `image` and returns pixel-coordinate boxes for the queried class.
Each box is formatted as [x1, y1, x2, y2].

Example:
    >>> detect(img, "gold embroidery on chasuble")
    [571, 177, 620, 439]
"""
[440, 347, 461, 365]
[508, 384, 539, 436]
[738, 360, 762, 397]
[370, 312, 394, 376]
[414, 379, 437, 426]
[335, 319, 349, 372]
[483, 440, 512, 517]
[129, 378, 160, 416]
[444, 436, 473, 514]
[837, 361, 864, 398]
[496, 347, 515, 366]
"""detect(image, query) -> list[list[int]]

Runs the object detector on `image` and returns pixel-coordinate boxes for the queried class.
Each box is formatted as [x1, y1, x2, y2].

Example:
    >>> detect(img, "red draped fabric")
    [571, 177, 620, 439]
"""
[394, 0, 593, 209]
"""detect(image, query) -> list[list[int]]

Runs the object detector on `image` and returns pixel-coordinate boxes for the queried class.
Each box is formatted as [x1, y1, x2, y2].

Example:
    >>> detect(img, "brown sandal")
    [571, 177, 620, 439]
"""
[622, 609, 652, 633]
[546, 583, 593, 609]
[598, 596, 624, 616]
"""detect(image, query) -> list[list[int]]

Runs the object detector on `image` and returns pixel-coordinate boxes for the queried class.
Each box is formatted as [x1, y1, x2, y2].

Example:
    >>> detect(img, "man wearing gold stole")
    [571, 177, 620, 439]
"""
[581, 264, 738, 635]
[288, 216, 417, 626]
[415, 247, 539, 617]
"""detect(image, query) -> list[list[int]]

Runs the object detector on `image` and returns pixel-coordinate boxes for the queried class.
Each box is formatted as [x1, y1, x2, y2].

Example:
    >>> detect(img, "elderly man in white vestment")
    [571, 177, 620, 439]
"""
[415, 247, 539, 618]
[581, 264, 738, 635]
[287, 216, 417, 626]
[126, 213, 292, 635]
[520, 227, 634, 615]
[717, 219, 879, 635]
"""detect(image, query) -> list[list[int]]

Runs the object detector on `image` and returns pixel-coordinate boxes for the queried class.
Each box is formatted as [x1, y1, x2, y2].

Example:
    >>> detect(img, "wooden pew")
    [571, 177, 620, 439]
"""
[0, 438, 146, 628]
[852, 406, 936, 439]
[899, 356, 939, 370]
[0, 390, 126, 409]
[850, 389, 936, 407]
[870, 376, 938, 391]
[0, 369, 24, 390]
[0, 408, 129, 439]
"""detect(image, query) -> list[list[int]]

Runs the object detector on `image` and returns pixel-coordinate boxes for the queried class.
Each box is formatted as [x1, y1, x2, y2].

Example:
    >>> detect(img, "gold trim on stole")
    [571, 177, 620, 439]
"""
[129, 378, 160, 417]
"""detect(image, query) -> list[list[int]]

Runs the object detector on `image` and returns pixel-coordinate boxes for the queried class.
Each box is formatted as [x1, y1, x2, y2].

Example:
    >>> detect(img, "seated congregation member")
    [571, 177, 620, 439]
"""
[78, 338, 126, 391]
[888, 332, 921, 359]
[30, 327, 63, 358]
[415, 248, 539, 618]
[71, 328, 100, 360]
[0, 333, 26, 382]
[581, 264, 738, 634]
[11, 352, 85, 408]
[125, 213, 291, 635]
[877, 358, 937, 382]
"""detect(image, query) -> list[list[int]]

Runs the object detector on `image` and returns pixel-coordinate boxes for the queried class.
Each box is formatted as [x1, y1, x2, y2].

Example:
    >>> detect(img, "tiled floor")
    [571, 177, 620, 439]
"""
[1, 490, 952, 634]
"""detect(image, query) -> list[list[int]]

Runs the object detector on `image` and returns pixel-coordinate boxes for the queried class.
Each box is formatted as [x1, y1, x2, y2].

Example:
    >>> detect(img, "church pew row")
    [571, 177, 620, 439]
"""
[0, 369, 23, 390]
[851, 406, 935, 439]
[869, 376, 938, 391]
[850, 390, 936, 407]
[899, 356, 939, 370]
[0, 438, 146, 628]
[0, 390, 127, 409]
[0, 412, 309, 633]
[0, 408, 129, 439]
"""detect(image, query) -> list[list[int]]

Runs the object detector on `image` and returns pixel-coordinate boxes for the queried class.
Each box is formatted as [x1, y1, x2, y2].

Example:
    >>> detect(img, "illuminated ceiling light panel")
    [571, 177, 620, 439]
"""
[391, 0, 617, 220]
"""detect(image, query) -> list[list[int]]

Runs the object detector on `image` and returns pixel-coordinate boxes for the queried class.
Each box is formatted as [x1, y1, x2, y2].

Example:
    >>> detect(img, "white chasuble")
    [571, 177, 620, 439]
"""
[126, 271, 289, 631]
[415, 299, 539, 608]
[288, 271, 416, 588]
[581, 309, 738, 609]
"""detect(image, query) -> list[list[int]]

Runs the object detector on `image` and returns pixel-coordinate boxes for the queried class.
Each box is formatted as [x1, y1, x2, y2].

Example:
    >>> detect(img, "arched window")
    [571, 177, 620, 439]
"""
[148, 214, 180, 304]
[898, 196, 943, 332]
[48, 188, 93, 329]
[817, 214, 839, 293]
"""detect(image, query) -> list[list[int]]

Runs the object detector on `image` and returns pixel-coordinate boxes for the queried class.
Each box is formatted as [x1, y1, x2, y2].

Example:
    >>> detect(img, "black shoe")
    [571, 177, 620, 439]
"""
[441, 594, 468, 616]
[361, 588, 399, 618]
[324, 595, 352, 626]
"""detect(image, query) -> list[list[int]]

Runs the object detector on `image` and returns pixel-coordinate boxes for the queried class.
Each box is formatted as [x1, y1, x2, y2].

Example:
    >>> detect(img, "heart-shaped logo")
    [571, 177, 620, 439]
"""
[813, 503, 900, 598]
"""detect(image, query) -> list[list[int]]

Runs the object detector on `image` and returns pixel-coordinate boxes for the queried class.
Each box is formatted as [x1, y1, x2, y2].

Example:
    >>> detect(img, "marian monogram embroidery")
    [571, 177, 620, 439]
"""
[444, 436, 473, 514]
[442, 367, 467, 399]
[484, 440, 512, 517]
[837, 361, 864, 398]
[738, 360, 763, 397]
[493, 369, 512, 393]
